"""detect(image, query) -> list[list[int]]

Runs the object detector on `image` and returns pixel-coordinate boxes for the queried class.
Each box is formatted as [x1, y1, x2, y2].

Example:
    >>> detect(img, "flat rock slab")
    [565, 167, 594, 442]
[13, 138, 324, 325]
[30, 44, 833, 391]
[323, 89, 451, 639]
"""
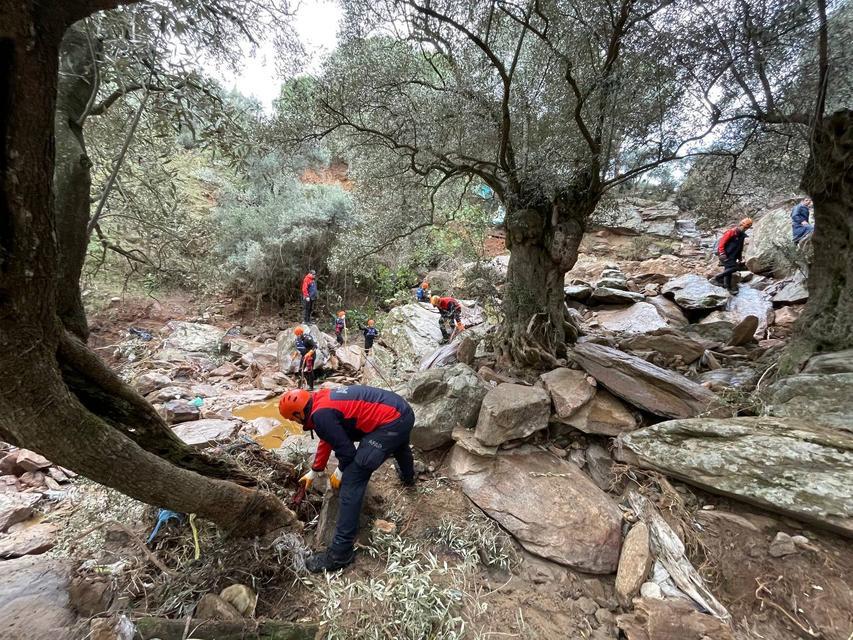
[696, 367, 759, 392]
[0, 522, 59, 558]
[594, 302, 669, 334]
[171, 419, 240, 448]
[619, 331, 705, 363]
[622, 416, 853, 536]
[0, 493, 41, 532]
[615, 522, 652, 607]
[571, 342, 721, 419]
[661, 274, 728, 311]
[590, 287, 644, 305]
[564, 283, 593, 301]
[618, 597, 735, 640]
[474, 383, 551, 447]
[0, 555, 76, 640]
[449, 447, 622, 572]
[765, 373, 853, 434]
[803, 349, 853, 374]
[540, 368, 596, 422]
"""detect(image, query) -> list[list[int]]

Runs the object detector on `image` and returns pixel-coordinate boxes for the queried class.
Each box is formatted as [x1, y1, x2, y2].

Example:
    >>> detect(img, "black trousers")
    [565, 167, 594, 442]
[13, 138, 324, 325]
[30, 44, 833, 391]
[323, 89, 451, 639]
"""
[302, 298, 314, 323]
[714, 256, 744, 289]
[330, 410, 415, 556]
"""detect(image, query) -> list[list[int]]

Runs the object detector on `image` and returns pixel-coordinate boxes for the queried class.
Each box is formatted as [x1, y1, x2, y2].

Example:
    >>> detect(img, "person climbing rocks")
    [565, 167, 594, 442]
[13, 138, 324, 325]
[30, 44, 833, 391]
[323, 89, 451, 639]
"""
[334, 310, 347, 346]
[415, 280, 430, 302]
[278, 385, 416, 572]
[292, 326, 317, 390]
[301, 270, 318, 323]
[791, 197, 814, 244]
[711, 217, 753, 294]
[430, 295, 464, 343]
[360, 319, 379, 353]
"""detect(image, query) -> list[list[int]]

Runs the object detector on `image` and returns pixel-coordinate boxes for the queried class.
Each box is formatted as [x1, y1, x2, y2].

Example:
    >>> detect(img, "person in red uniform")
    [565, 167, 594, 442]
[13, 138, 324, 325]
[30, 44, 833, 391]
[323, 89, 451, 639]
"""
[430, 294, 464, 342]
[279, 385, 416, 572]
[301, 270, 317, 323]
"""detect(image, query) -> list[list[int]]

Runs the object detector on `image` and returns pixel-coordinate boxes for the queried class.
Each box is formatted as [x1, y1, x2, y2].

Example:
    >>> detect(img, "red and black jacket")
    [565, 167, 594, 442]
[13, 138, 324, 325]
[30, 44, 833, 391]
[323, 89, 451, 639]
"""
[436, 297, 462, 321]
[306, 386, 411, 471]
[717, 227, 747, 260]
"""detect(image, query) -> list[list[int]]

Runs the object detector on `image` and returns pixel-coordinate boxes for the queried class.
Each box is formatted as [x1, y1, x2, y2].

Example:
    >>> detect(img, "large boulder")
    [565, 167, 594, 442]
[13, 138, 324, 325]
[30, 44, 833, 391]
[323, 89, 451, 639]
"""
[726, 286, 774, 333]
[661, 275, 728, 311]
[772, 272, 809, 305]
[645, 295, 689, 327]
[446, 447, 623, 572]
[622, 416, 853, 536]
[744, 204, 800, 277]
[592, 302, 669, 334]
[539, 368, 596, 423]
[423, 269, 454, 293]
[765, 373, 853, 434]
[335, 344, 365, 372]
[401, 364, 488, 450]
[361, 344, 395, 388]
[562, 389, 637, 436]
[381, 303, 444, 370]
[474, 383, 551, 447]
[595, 199, 679, 238]
[570, 342, 721, 419]
[275, 324, 330, 374]
[162, 321, 225, 355]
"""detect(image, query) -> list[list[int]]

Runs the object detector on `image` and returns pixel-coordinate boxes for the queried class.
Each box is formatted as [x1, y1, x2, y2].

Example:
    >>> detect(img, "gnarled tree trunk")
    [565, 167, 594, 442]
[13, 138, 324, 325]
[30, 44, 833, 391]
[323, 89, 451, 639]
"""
[54, 24, 96, 340]
[499, 184, 597, 366]
[0, 1, 296, 537]
[799, 109, 853, 353]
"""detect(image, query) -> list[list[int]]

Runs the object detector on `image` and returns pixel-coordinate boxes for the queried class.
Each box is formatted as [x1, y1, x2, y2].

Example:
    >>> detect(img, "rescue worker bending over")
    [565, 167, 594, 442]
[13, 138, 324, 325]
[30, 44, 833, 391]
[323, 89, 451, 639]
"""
[279, 385, 416, 572]
[430, 295, 464, 343]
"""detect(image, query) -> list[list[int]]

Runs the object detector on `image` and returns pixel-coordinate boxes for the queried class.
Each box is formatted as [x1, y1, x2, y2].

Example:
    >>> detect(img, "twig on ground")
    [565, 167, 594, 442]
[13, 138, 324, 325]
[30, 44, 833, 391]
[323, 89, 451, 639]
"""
[754, 578, 820, 638]
[70, 519, 178, 577]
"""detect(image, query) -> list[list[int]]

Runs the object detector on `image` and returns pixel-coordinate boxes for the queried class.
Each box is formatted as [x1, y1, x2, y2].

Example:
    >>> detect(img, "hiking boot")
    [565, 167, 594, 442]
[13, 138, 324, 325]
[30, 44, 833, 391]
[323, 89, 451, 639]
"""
[398, 473, 416, 488]
[709, 276, 723, 286]
[728, 285, 740, 294]
[305, 548, 355, 573]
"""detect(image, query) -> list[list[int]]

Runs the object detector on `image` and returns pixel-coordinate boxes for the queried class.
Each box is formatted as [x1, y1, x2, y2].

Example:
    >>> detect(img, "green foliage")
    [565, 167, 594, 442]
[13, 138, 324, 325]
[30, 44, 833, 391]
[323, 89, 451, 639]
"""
[432, 512, 518, 572]
[315, 533, 467, 640]
[213, 155, 354, 302]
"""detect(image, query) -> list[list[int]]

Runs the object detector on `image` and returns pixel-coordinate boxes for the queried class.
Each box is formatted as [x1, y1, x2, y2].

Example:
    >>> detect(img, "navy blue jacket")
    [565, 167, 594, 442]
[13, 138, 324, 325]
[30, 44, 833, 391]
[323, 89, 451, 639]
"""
[361, 326, 379, 349]
[294, 334, 316, 356]
[791, 204, 811, 241]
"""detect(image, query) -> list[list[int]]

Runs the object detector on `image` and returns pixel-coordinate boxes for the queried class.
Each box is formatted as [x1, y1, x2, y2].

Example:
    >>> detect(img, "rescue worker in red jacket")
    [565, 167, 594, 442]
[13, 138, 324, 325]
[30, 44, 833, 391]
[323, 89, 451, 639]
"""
[301, 270, 318, 323]
[711, 218, 753, 293]
[279, 385, 416, 572]
[430, 295, 464, 342]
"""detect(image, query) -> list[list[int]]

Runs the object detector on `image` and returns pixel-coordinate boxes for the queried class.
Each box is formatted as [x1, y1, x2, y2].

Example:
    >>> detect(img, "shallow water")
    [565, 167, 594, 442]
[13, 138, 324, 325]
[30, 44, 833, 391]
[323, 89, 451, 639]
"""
[232, 400, 302, 449]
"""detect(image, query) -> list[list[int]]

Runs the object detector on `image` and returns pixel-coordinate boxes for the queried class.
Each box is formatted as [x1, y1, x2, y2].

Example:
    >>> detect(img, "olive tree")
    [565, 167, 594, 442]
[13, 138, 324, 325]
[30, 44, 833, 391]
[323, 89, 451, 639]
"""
[1, 0, 298, 536]
[284, 0, 755, 365]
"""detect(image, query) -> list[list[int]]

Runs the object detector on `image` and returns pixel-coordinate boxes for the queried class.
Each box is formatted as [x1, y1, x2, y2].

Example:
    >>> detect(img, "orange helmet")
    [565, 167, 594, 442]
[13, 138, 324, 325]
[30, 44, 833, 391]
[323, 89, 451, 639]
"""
[367, 318, 375, 326]
[740, 217, 754, 229]
[278, 389, 312, 425]
[430, 295, 440, 306]
[337, 310, 346, 317]
[294, 326, 304, 336]
[421, 281, 429, 289]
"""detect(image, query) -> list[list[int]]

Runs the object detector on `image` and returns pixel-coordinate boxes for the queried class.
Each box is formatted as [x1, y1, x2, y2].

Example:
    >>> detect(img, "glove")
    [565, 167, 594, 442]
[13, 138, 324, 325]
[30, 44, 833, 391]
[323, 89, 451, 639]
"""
[304, 296, 310, 302]
[455, 321, 465, 331]
[306, 349, 315, 358]
[299, 469, 319, 490]
[329, 468, 342, 491]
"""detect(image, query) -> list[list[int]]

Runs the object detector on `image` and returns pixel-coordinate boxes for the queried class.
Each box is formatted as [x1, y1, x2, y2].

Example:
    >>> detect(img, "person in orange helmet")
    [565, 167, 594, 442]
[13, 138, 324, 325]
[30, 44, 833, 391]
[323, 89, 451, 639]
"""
[711, 217, 753, 294]
[278, 385, 415, 573]
[430, 294, 464, 342]
[415, 280, 430, 302]
[292, 326, 317, 390]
